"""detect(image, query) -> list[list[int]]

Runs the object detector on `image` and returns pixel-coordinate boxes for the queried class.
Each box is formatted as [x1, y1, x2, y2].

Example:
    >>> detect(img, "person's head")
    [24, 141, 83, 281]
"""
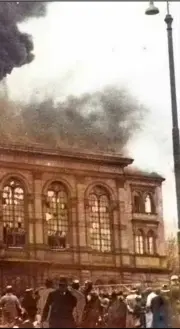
[84, 280, 93, 293]
[25, 288, 33, 296]
[136, 295, 142, 303]
[130, 287, 137, 295]
[119, 295, 124, 302]
[155, 288, 161, 296]
[90, 291, 98, 301]
[146, 287, 153, 295]
[6, 285, 13, 294]
[72, 280, 80, 291]
[101, 297, 109, 308]
[123, 292, 128, 299]
[59, 277, 68, 293]
[171, 275, 179, 286]
[118, 291, 123, 297]
[45, 279, 53, 289]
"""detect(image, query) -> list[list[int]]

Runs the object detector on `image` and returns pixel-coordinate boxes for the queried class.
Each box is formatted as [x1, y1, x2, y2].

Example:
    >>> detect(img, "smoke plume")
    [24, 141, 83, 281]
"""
[0, 86, 146, 152]
[0, 2, 47, 80]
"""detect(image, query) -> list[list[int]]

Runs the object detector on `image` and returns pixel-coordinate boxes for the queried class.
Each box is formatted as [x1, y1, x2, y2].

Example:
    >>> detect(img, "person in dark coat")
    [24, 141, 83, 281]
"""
[21, 288, 37, 322]
[151, 289, 169, 328]
[42, 276, 77, 328]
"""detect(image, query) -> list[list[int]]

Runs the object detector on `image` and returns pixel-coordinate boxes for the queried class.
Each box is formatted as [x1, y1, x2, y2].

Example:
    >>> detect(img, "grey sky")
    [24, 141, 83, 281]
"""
[6, 1, 180, 233]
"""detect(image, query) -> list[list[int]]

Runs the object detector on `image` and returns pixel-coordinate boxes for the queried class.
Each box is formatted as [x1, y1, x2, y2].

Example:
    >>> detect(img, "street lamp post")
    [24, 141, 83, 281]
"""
[145, 1, 180, 264]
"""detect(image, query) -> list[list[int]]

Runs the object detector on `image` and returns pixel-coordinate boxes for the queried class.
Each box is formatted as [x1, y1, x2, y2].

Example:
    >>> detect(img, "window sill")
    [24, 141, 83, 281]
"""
[132, 213, 159, 222]
[91, 249, 112, 255]
[133, 211, 157, 216]
[135, 253, 158, 257]
[5, 246, 25, 249]
[48, 246, 70, 251]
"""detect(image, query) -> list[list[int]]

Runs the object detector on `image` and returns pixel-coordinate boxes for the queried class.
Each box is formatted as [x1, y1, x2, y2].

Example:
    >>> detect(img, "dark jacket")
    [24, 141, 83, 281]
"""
[151, 295, 169, 328]
[42, 289, 77, 328]
[21, 295, 37, 319]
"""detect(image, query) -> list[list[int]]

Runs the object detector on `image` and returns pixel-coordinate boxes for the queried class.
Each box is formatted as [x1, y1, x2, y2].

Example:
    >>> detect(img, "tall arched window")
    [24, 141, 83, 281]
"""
[135, 230, 144, 254]
[88, 186, 112, 252]
[45, 182, 69, 249]
[146, 230, 156, 255]
[2, 178, 26, 247]
[133, 191, 142, 213]
[145, 194, 154, 213]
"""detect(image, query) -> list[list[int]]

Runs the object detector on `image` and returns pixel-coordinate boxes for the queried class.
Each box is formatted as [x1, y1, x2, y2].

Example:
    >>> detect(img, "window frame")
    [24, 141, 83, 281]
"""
[132, 191, 143, 213]
[44, 181, 70, 250]
[2, 178, 27, 248]
[135, 229, 145, 255]
[146, 230, 156, 255]
[88, 186, 113, 253]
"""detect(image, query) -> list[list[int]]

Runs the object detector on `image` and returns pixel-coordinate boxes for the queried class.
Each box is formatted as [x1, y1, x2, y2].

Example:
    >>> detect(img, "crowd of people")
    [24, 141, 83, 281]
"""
[0, 274, 180, 328]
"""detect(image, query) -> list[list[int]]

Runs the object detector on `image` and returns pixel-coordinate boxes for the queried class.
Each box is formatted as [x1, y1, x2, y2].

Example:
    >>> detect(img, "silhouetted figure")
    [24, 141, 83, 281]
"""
[42, 277, 77, 328]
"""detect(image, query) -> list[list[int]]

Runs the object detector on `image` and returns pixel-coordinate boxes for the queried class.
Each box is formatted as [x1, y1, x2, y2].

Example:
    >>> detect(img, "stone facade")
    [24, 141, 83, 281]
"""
[0, 143, 169, 290]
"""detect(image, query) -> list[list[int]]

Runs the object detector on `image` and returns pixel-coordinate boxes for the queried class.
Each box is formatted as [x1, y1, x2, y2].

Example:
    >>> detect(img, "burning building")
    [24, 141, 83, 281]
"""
[0, 0, 170, 292]
[0, 142, 168, 290]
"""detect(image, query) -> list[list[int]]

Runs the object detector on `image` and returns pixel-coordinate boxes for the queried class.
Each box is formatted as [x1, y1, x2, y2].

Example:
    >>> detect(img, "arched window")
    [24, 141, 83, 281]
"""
[45, 182, 69, 249]
[145, 194, 154, 213]
[135, 230, 144, 254]
[2, 178, 26, 247]
[88, 186, 112, 252]
[146, 230, 156, 255]
[133, 191, 142, 213]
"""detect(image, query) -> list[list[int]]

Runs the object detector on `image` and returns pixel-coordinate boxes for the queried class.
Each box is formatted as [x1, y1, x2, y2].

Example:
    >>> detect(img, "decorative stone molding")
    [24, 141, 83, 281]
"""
[76, 175, 86, 185]
[131, 184, 155, 193]
[32, 171, 42, 180]
[116, 178, 125, 189]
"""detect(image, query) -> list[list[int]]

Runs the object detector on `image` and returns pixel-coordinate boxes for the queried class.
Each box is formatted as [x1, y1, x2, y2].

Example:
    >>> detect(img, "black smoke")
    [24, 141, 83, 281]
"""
[0, 86, 145, 152]
[0, 2, 47, 80]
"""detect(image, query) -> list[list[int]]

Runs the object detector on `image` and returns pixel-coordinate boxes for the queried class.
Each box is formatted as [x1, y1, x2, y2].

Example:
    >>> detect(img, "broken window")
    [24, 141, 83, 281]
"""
[45, 182, 69, 249]
[88, 186, 112, 252]
[2, 179, 26, 247]
[133, 192, 142, 213]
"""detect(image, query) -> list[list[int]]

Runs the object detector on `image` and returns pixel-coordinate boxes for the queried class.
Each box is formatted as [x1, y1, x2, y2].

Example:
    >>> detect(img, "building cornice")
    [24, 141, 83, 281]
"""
[125, 172, 165, 183]
[0, 142, 133, 168]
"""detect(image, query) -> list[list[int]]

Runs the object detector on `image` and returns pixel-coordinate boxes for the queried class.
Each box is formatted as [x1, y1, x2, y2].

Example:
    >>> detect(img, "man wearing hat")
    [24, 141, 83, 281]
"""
[169, 274, 180, 327]
[42, 277, 77, 328]
[0, 285, 22, 325]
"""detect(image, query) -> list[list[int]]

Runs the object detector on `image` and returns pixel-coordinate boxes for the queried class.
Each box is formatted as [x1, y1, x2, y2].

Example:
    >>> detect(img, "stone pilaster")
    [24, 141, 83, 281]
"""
[69, 197, 78, 251]
[77, 182, 87, 249]
[117, 180, 134, 253]
[27, 193, 34, 245]
[33, 172, 43, 245]
[76, 179, 91, 265]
